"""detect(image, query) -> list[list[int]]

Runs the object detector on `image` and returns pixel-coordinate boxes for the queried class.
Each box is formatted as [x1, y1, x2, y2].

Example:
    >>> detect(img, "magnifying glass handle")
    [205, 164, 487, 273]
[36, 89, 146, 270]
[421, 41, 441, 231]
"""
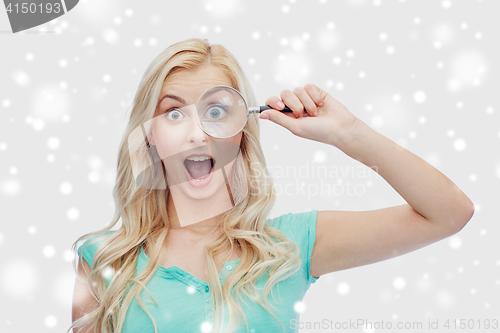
[260, 105, 312, 117]
[260, 105, 297, 113]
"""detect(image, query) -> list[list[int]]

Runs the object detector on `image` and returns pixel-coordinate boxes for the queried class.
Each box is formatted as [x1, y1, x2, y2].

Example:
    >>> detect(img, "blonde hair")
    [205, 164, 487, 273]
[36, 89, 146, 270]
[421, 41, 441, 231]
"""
[68, 38, 301, 333]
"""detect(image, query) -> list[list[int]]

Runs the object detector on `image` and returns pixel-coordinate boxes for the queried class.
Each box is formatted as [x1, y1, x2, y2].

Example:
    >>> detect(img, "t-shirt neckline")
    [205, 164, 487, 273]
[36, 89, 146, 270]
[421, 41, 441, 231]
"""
[138, 245, 241, 285]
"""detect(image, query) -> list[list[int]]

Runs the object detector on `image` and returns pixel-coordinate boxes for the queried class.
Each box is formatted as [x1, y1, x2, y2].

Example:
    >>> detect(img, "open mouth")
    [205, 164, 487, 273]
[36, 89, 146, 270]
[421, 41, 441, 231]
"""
[183, 156, 215, 180]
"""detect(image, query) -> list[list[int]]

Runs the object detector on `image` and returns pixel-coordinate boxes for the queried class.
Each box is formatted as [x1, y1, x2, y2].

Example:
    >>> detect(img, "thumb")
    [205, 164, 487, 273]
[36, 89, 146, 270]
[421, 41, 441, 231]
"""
[260, 109, 300, 133]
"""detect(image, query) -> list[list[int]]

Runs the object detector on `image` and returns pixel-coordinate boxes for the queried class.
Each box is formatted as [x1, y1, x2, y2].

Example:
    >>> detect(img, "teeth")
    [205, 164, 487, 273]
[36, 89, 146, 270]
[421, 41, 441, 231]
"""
[185, 156, 211, 162]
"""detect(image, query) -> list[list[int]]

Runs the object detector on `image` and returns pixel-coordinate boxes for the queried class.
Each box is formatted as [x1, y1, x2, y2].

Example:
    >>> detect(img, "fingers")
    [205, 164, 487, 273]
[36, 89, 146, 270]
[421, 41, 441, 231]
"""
[281, 89, 304, 118]
[304, 83, 324, 107]
[265, 83, 325, 119]
[293, 86, 318, 117]
[265, 96, 285, 110]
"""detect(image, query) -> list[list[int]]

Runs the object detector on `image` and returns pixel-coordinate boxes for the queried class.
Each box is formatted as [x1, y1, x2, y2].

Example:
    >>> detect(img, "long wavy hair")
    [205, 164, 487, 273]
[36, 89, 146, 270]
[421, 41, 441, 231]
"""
[68, 38, 301, 333]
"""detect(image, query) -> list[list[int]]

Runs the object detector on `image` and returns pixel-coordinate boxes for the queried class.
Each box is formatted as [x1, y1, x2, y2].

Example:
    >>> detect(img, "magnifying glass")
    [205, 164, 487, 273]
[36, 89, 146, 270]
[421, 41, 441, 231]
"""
[195, 85, 305, 139]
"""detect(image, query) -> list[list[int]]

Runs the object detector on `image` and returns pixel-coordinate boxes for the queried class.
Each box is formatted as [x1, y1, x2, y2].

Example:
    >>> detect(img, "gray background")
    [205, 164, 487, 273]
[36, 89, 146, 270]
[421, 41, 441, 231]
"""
[0, 0, 498, 332]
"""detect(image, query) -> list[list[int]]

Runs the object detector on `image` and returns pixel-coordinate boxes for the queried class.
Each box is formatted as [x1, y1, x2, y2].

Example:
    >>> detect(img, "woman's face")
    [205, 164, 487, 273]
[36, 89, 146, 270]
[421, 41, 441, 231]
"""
[149, 65, 243, 201]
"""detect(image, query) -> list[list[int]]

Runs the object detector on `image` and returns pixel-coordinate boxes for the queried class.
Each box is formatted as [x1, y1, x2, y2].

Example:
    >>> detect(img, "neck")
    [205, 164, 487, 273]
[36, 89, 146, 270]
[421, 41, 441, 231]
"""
[166, 191, 225, 238]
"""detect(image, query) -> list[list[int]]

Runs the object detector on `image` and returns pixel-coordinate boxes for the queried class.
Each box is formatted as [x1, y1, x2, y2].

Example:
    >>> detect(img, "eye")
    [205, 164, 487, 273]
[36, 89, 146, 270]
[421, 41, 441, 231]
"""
[165, 108, 185, 120]
[204, 103, 229, 119]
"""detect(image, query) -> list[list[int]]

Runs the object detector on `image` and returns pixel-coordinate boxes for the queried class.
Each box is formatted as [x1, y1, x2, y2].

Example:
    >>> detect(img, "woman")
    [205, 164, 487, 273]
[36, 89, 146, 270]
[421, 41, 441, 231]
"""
[70, 38, 474, 333]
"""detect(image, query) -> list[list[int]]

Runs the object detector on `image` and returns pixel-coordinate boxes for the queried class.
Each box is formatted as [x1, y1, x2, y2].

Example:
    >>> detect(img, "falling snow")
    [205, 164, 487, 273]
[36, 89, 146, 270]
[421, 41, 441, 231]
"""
[337, 282, 350, 295]
[393, 277, 406, 290]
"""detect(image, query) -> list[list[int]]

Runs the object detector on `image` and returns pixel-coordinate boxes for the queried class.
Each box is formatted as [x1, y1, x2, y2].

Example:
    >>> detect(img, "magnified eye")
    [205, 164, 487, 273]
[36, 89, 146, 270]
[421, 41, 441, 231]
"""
[165, 108, 184, 120]
[205, 103, 228, 119]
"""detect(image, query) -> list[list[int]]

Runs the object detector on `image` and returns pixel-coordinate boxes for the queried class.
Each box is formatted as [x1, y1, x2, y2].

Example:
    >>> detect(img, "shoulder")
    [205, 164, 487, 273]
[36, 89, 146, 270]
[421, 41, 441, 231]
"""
[77, 230, 117, 269]
[267, 210, 320, 285]
[267, 210, 319, 241]
[266, 210, 319, 257]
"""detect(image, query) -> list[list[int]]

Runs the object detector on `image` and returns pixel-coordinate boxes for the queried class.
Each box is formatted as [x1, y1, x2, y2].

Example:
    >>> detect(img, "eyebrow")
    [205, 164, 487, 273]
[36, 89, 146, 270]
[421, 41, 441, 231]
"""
[158, 88, 230, 107]
[158, 94, 186, 106]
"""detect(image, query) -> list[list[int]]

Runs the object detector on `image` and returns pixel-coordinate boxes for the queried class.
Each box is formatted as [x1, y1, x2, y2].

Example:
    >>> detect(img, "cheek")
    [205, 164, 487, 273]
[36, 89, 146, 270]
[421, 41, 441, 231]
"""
[217, 133, 243, 156]
[153, 125, 183, 159]
[229, 132, 243, 147]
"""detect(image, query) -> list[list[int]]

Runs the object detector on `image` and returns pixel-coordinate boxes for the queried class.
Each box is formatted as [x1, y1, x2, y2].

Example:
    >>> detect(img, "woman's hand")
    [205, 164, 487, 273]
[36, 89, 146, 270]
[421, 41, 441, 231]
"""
[261, 83, 360, 148]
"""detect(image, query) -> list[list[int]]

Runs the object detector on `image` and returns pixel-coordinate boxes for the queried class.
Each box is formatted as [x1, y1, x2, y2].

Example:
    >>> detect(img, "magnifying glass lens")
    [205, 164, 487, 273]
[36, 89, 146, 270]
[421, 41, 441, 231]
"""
[197, 86, 247, 138]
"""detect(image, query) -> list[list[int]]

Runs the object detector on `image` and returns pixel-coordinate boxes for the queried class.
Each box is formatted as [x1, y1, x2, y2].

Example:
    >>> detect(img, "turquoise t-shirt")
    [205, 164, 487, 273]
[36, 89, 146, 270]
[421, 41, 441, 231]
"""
[77, 210, 320, 333]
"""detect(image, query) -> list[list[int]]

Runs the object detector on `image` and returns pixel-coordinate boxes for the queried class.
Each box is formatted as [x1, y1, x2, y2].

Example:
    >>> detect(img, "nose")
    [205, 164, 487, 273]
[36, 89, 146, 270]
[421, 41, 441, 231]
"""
[186, 105, 207, 144]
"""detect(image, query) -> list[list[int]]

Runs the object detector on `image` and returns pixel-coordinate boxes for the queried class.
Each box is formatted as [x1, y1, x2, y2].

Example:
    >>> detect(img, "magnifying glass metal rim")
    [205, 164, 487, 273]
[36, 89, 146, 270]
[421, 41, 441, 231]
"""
[195, 85, 251, 139]
[194, 85, 298, 139]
